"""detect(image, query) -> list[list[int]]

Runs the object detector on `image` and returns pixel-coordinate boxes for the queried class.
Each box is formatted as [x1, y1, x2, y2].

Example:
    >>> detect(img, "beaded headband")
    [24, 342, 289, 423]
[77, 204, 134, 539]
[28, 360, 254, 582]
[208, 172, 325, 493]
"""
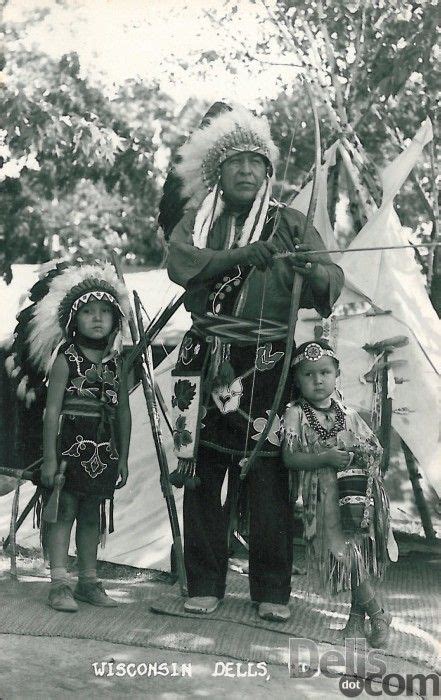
[62, 288, 124, 332]
[201, 133, 273, 190]
[292, 342, 338, 366]
[28, 263, 130, 375]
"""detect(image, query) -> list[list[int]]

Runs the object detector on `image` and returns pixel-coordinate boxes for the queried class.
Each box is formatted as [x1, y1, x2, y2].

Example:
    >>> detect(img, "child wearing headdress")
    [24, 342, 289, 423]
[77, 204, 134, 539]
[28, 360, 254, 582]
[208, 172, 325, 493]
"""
[17, 263, 132, 612]
[282, 340, 394, 647]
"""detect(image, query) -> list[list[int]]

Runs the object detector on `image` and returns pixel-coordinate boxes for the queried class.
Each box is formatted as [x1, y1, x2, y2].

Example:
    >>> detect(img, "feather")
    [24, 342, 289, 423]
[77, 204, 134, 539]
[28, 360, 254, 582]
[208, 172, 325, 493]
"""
[175, 104, 279, 210]
[10, 365, 22, 379]
[17, 376, 28, 400]
[8, 262, 130, 409]
[27, 262, 130, 375]
[4, 354, 16, 376]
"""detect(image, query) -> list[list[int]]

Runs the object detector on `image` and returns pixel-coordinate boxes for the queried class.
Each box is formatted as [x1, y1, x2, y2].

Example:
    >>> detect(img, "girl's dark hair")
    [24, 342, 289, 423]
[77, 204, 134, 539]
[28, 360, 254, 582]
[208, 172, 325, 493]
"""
[290, 339, 339, 401]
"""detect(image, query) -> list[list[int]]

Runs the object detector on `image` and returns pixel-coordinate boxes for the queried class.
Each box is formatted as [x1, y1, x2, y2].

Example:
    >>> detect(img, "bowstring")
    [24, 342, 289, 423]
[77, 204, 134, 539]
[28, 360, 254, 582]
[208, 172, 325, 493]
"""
[241, 122, 300, 461]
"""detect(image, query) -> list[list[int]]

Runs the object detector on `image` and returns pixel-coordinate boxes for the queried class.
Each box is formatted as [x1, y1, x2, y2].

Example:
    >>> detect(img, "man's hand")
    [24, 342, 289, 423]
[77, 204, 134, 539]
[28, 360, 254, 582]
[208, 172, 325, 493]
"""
[115, 460, 128, 489]
[288, 241, 329, 293]
[239, 241, 277, 271]
[41, 460, 57, 488]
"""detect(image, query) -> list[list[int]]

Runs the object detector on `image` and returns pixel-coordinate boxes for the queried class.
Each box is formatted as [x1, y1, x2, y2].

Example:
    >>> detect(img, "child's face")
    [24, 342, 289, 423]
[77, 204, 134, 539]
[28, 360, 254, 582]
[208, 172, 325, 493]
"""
[76, 300, 114, 340]
[294, 356, 338, 403]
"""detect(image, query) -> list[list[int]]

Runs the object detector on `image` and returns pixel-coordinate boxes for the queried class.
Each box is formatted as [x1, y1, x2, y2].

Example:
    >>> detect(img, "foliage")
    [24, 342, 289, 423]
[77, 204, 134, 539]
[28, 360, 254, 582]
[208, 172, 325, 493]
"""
[195, 0, 438, 299]
[1, 0, 438, 306]
[0, 27, 175, 279]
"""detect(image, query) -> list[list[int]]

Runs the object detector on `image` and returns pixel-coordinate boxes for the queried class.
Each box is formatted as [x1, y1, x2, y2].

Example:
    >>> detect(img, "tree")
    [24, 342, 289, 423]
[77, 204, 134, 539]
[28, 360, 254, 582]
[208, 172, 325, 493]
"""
[198, 0, 439, 309]
[0, 27, 175, 278]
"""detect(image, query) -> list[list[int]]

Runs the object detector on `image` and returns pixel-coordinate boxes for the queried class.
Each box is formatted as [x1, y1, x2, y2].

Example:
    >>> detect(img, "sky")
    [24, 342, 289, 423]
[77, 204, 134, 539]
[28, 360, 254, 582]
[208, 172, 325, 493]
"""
[4, 0, 300, 109]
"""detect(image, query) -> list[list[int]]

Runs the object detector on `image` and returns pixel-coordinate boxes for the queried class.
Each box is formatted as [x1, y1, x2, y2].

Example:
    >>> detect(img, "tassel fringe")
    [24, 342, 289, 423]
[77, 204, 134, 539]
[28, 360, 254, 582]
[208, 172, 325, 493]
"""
[169, 458, 201, 490]
[309, 533, 387, 597]
[5, 354, 16, 376]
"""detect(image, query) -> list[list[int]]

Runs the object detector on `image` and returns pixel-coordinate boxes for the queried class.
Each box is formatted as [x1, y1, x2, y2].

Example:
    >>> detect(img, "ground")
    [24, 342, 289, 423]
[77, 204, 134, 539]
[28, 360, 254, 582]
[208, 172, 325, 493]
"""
[0, 544, 435, 699]
[0, 635, 364, 699]
[0, 552, 356, 699]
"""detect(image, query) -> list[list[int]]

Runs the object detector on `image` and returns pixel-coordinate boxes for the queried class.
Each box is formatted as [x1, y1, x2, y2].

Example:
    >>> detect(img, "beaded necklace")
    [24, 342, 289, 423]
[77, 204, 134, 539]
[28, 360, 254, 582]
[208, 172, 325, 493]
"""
[301, 398, 346, 440]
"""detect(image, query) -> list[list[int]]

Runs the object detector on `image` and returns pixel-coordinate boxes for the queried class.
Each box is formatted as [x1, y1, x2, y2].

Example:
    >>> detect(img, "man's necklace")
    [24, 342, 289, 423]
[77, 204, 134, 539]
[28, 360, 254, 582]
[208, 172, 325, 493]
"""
[301, 398, 346, 440]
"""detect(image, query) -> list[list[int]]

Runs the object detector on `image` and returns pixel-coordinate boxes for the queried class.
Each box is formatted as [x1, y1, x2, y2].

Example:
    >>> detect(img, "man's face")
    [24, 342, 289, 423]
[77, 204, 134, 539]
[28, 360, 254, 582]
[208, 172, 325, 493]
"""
[220, 151, 267, 208]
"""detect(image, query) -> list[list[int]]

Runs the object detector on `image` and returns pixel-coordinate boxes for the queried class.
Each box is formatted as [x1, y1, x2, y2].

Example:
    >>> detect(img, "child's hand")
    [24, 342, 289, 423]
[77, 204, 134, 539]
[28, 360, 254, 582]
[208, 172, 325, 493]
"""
[115, 461, 128, 489]
[41, 461, 58, 488]
[323, 448, 352, 470]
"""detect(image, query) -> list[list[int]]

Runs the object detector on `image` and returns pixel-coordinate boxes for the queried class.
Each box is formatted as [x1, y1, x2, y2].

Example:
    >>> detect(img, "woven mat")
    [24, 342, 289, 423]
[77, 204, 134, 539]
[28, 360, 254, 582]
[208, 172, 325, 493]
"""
[151, 554, 441, 673]
[0, 556, 439, 678]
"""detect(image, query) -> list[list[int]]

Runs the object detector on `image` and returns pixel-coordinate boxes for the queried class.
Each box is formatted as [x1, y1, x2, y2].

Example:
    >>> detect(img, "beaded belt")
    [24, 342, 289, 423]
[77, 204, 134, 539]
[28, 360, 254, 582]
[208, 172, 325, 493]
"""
[192, 312, 288, 345]
[62, 396, 114, 419]
[61, 396, 117, 448]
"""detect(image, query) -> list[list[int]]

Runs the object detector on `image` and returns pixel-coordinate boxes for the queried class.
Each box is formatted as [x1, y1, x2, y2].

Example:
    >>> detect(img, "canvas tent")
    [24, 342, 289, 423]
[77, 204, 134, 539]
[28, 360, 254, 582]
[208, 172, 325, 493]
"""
[295, 119, 440, 485]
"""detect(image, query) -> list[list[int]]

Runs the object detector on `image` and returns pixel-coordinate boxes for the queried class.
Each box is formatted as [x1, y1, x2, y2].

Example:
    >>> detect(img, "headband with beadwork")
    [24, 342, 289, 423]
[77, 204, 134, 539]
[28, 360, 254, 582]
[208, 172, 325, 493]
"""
[292, 342, 338, 366]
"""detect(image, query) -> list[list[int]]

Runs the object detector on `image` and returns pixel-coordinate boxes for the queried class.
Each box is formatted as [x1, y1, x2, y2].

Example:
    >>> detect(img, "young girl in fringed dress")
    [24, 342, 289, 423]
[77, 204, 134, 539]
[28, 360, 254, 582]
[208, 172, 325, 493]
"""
[282, 340, 394, 648]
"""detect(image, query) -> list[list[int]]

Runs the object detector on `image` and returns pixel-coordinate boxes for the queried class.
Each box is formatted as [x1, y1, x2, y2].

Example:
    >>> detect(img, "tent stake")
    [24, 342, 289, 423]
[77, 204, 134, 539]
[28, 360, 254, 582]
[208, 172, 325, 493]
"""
[364, 337, 437, 543]
[379, 349, 393, 476]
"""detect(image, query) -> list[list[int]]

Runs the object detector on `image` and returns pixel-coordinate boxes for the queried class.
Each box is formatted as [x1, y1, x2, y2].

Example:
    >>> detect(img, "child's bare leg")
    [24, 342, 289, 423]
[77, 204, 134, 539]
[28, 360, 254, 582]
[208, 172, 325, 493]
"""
[340, 562, 366, 638]
[354, 580, 380, 617]
[46, 491, 78, 611]
[46, 490, 77, 584]
[75, 497, 100, 582]
[47, 519, 75, 581]
[74, 498, 117, 607]
[339, 588, 366, 638]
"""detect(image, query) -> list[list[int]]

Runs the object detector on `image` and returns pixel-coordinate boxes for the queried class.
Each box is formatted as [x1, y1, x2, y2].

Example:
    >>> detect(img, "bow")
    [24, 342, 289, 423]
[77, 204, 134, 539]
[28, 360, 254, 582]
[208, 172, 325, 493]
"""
[240, 80, 322, 479]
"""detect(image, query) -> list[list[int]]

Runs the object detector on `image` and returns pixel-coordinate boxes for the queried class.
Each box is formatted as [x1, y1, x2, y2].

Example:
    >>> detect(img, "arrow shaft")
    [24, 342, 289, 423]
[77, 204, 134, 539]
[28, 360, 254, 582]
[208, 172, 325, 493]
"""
[274, 242, 439, 258]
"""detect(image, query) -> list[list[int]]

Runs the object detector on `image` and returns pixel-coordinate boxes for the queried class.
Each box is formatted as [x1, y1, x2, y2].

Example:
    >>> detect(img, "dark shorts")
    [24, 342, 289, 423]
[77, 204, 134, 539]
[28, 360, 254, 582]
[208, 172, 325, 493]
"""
[41, 488, 102, 524]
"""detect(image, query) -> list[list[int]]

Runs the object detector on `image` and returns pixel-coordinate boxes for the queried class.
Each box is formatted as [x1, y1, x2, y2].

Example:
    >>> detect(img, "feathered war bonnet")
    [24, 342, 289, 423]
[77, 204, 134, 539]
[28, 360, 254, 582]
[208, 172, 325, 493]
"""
[5, 262, 131, 406]
[173, 103, 279, 248]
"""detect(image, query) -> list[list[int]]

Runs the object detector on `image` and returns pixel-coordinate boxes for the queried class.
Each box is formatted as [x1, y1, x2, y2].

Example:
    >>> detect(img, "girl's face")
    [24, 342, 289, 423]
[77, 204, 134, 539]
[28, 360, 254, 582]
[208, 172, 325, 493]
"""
[294, 356, 338, 404]
[76, 300, 114, 340]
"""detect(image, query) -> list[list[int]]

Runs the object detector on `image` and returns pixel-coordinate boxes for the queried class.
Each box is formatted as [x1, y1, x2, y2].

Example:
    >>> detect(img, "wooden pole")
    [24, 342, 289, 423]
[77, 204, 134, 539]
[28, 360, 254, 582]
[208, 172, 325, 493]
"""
[110, 253, 186, 593]
[401, 440, 437, 543]
[133, 292, 187, 595]
[3, 488, 41, 550]
[379, 351, 393, 475]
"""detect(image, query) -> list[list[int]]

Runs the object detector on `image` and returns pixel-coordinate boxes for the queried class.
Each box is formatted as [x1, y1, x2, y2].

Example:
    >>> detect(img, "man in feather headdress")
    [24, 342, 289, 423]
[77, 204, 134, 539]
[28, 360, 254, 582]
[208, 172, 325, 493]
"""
[161, 103, 344, 621]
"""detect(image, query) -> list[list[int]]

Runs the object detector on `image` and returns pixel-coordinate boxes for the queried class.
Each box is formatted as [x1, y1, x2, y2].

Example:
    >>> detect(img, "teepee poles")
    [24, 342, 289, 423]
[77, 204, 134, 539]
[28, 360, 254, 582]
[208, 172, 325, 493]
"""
[133, 291, 187, 594]
[401, 441, 437, 543]
[111, 254, 186, 593]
